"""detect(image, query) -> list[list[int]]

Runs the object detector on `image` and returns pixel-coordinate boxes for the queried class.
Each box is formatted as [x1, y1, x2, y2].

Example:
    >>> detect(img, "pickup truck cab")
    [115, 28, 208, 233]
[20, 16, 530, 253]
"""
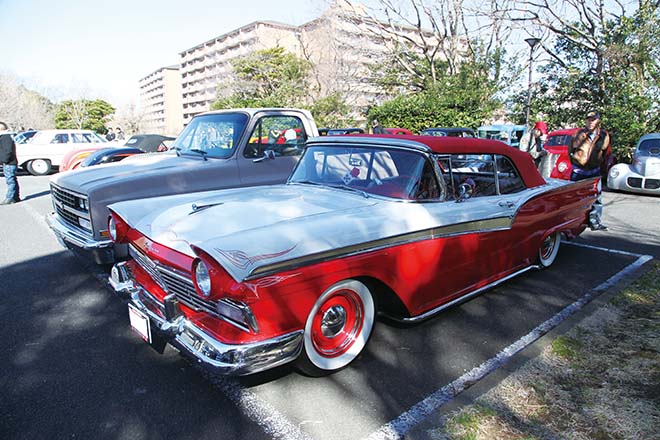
[47, 108, 318, 264]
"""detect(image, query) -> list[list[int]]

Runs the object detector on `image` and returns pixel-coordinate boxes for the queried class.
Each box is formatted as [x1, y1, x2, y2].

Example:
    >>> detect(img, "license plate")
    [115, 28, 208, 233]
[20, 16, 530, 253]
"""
[128, 304, 152, 344]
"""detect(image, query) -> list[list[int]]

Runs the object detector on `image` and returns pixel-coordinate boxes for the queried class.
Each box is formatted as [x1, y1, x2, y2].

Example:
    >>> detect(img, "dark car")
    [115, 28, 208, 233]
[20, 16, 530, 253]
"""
[326, 128, 365, 135]
[79, 134, 175, 168]
[13, 130, 37, 144]
[421, 127, 476, 137]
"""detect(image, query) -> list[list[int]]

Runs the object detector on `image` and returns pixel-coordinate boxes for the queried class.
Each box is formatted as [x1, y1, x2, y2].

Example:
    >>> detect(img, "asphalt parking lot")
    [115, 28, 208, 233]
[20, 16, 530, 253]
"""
[0, 175, 657, 440]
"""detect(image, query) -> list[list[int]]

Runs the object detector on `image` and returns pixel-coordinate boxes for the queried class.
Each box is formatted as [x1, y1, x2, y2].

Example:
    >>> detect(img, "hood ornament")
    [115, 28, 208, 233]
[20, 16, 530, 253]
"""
[190, 201, 223, 214]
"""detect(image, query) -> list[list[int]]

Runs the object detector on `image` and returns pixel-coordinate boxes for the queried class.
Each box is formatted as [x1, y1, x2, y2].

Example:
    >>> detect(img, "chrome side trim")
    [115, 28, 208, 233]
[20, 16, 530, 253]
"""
[245, 216, 513, 280]
[389, 265, 540, 323]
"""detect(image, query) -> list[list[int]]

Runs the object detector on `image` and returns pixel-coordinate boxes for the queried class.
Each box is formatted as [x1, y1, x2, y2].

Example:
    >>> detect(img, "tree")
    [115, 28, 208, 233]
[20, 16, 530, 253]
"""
[368, 59, 501, 132]
[0, 74, 55, 129]
[212, 47, 311, 109]
[508, 0, 660, 159]
[308, 93, 358, 128]
[55, 99, 115, 133]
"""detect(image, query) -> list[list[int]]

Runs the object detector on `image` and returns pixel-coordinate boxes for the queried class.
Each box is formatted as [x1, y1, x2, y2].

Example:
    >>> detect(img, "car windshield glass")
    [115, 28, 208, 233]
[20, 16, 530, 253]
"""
[546, 134, 572, 147]
[172, 113, 249, 159]
[638, 138, 660, 155]
[289, 145, 442, 201]
[478, 130, 511, 143]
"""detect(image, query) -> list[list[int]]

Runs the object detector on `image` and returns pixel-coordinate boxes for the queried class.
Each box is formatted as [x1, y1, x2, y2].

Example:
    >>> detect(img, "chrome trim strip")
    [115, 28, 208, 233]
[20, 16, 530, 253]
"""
[391, 265, 540, 323]
[245, 216, 513, 280]
[46, 212, 113, 250]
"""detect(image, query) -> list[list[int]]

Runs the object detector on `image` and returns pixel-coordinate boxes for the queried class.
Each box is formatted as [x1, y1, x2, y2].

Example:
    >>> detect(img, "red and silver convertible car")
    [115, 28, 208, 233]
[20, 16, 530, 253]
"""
[108, 135, 597, 376]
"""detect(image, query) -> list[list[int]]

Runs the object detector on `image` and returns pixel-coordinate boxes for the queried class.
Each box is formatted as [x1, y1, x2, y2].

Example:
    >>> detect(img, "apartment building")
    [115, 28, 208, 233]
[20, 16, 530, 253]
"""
[138, 66, 183, 136]
[141, 1, 451, 131]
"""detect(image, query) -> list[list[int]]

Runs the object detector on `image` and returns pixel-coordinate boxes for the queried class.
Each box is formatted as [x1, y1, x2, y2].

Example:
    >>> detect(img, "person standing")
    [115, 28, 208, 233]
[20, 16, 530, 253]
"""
[519, 121, 548, 166]
[0, 123, 21, 205]
[116, 127, 125, 141]
[569, 110, 610, 231]
[372, 119, 386, 134]
[105, 127, 115, 141]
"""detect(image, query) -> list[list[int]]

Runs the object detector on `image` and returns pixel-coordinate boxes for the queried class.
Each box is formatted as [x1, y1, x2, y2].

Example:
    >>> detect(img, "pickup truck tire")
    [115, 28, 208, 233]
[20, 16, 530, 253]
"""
[27, 159, 52, 176]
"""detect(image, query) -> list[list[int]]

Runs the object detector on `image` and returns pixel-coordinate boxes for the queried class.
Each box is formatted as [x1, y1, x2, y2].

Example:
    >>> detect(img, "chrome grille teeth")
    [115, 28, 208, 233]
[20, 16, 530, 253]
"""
[129, 244, 219, 317]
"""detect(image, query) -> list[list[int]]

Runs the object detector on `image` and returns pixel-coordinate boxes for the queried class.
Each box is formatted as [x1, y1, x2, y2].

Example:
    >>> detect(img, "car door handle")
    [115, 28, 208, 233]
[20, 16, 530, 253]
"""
[498, 201, 515, 208]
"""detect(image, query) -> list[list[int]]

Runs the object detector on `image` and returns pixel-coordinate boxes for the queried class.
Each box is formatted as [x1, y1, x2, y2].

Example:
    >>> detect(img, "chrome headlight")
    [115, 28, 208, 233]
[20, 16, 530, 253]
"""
[557, 161, 569, 173]
[108, 217, 117, 241]
[77, 198, 88, 211]
[609, 168, 620, 178]
[194, 259, 212, 297]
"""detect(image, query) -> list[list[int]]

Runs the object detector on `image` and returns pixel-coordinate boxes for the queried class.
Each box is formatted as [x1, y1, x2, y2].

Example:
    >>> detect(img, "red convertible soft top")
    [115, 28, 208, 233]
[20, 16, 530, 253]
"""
[342, 134, 547, 189]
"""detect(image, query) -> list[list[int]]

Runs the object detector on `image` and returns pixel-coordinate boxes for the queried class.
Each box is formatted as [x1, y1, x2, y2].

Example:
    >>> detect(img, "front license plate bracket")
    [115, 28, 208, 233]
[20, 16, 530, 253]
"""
[128, 304, 167, 354]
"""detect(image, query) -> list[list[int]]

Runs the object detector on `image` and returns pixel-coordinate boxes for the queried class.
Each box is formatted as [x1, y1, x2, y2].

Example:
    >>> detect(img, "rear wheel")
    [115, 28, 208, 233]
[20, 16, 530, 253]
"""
[296, 279, 375, 376]
[539, 232, 561, 268]
[26, 159, 51, 176]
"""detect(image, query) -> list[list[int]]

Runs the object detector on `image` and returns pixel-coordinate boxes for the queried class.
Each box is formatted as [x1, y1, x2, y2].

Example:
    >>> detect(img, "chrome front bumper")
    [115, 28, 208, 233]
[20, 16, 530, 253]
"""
[46, 212, 116, 264]
[110, 261, 303, 376]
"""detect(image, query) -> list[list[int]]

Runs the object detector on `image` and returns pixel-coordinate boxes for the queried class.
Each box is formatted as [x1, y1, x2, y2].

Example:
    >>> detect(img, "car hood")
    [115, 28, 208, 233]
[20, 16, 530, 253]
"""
[110, 184, 518, 282]
[50, 152, 213, 193]
[632, 155, 660, 176]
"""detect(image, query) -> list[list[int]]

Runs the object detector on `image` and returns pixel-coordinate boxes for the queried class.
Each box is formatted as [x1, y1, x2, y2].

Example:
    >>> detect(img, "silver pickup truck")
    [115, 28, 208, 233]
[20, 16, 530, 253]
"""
[47, 108, 318, 264]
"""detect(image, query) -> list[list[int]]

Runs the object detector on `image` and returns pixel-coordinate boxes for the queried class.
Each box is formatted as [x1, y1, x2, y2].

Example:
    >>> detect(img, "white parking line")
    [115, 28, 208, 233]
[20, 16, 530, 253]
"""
[364, 245, 652, 440]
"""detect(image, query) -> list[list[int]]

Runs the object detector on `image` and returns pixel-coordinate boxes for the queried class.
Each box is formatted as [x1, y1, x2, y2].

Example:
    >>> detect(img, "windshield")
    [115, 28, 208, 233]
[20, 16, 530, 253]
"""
[289, 145, 443, 201]
[545, 134, 573, 147]
[172, 113, 249, 159]
[637, 138, 660, 155]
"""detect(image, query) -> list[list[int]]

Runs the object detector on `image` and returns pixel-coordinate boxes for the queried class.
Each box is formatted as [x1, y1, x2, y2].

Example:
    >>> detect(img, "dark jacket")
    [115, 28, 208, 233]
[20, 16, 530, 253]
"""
[569, 127, 610, 170]
[0, 134, 18, 165]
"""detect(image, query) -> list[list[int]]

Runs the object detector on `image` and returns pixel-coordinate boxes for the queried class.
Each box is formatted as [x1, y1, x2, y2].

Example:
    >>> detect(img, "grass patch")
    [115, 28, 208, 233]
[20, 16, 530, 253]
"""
[549, 335, 582, 360]
[431, 262, 660, 440]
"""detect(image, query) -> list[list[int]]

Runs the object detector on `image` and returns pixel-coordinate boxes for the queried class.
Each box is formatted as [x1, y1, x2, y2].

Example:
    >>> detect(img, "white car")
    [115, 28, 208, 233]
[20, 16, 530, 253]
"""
[607, 133, 660, 195]
[16, 129, 112, 175]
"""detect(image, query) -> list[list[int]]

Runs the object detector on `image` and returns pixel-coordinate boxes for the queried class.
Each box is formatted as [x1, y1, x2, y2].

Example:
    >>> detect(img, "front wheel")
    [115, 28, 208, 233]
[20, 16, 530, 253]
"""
[296, 279, 376, 376]
[538, 232, 561, 268]
[26, 159, 52, 176]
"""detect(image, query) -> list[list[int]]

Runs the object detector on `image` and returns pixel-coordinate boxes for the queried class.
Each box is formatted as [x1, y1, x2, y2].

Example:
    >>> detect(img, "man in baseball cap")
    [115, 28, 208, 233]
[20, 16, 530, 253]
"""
[568, 109, 611, 230]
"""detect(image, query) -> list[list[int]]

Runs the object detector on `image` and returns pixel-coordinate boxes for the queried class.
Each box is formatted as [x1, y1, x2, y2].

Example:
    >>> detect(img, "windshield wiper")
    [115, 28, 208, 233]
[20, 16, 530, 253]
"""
[174, 147, 181, 157]
[291, 179, 324, 187]
[325, 183, 370, 198]
[189, 149, 208, 161]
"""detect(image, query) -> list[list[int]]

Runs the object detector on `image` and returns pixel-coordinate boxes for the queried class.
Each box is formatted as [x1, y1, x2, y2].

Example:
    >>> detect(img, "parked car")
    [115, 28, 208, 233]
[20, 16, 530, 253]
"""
[421, 127, 475, 137]
[477, 124, 526, 148]
[326, 128, 365, 135]
[384, 127, 414, 135]
[63, 134, 176, 170]
[108, 134, 597, 377]
[47, 108, 318, 264]
[16, 129, 111, 175]
[607, 133, 660, 195]
[537, 128, 578, 179]
[538, 128, 616, 183]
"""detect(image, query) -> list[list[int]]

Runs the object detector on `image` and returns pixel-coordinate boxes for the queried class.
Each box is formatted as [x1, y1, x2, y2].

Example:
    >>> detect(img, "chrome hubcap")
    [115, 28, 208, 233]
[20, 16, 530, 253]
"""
[321, 305, 346, 337]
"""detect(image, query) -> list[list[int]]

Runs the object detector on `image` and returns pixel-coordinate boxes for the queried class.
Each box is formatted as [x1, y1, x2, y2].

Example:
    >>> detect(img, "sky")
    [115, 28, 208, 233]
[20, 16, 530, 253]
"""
[0, 0, 324, 106]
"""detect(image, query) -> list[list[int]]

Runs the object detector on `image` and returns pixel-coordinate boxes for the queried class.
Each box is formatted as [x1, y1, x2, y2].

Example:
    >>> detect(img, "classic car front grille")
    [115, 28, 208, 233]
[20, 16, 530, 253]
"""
[129, 244, 219, 317]
[644, 178, 660, 190]
[50, 184, 91, 232]
[627, 177, 643, 188]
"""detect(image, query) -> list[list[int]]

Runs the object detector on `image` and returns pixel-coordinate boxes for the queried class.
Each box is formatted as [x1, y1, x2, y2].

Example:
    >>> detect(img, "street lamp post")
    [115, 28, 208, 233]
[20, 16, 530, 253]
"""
[525, 37, 541, 129]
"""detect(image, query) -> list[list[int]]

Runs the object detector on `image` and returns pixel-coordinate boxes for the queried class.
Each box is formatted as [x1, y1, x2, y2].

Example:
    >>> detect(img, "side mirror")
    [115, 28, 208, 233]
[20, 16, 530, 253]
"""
[253, 149, 276, 163]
